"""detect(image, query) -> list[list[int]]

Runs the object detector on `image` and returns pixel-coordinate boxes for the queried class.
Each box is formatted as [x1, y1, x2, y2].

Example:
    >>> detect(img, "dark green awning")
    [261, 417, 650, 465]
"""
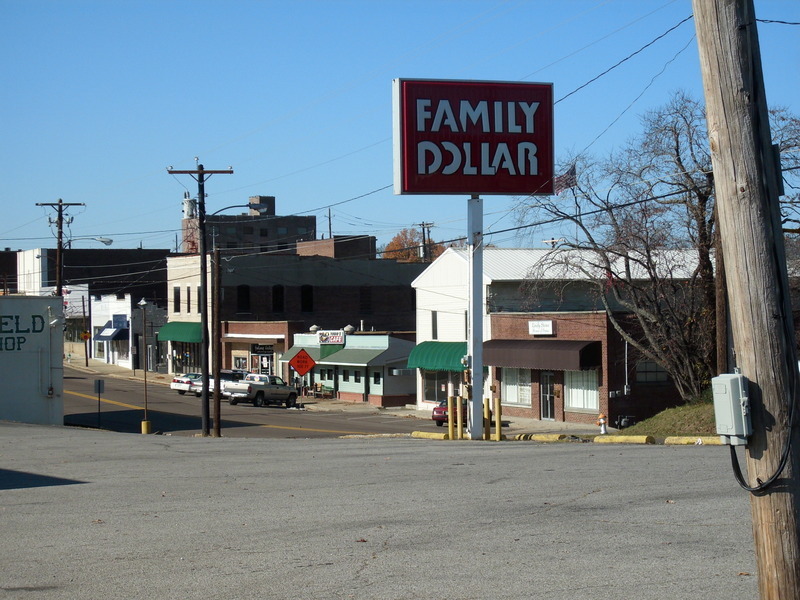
[407, 341, 467, 372]
[157, 321, 203, 343]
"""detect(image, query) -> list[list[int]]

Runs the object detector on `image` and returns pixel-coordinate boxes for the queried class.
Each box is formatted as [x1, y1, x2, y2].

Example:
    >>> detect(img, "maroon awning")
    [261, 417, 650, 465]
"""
[483, 340, 601, 371]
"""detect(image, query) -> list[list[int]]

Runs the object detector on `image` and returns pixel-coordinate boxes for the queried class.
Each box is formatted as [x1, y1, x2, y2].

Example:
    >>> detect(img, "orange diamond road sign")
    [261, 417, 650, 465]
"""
[289, 349, 316, 377]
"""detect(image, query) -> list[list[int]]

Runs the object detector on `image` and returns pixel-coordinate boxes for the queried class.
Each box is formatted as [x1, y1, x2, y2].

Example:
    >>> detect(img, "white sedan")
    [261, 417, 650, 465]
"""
[170, 373, 202, 395]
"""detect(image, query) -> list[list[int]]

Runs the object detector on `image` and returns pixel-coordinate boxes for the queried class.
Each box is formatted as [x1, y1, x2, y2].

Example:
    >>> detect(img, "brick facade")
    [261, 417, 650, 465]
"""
[488, 311, 681, 426]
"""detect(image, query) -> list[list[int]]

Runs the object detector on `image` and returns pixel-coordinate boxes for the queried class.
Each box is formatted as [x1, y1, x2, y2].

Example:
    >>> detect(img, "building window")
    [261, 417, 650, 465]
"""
[431, 311, 438, 340]
[277, 226, 288, 235]
[636, 360, 669, 383]
[197, 286, 201, 313]
[298, 227, 308, 235]
[354, 371, 361, 383]
[343, 369, 349, 382]
[373, 372, 381, 385]
[260, 228, 269, 238]
[423, 370, 449, 403]
[173, 287, 181, 313]
[237, 284, 251, 313]
[272, 285, 285, 313]
[243, 226, 254, 235]
[565, 370, 599, 412]
[359, 287, 372, 314]
[186, 286, 191, 313]
[301, 285, 313, 312]
[501, 368, 532, 406]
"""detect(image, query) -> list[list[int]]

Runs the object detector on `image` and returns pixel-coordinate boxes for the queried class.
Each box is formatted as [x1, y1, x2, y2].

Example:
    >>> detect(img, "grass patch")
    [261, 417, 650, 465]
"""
[620, 391, 716, 438]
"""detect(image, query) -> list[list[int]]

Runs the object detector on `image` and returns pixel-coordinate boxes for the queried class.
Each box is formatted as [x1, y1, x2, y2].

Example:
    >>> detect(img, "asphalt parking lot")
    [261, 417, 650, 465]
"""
[1, 421, 757, 600]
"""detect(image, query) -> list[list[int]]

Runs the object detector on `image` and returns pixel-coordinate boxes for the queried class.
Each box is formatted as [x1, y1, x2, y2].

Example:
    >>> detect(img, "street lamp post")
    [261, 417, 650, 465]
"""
[138, 298, 150, 435]
[65, 237, 113, 249]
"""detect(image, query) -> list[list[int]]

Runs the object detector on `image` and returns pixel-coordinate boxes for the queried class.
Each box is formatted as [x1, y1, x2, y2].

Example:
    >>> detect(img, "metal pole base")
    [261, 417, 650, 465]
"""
[141, 420, 151, 435]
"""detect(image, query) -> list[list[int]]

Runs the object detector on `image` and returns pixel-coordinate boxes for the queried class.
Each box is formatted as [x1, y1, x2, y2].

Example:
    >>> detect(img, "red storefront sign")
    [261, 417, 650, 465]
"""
[289, 349, 316, 377]
[393, 78, 554, 195]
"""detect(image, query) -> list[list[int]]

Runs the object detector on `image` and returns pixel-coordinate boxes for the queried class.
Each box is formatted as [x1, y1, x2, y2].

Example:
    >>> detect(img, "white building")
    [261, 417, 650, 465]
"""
[0, 295, 64, 426]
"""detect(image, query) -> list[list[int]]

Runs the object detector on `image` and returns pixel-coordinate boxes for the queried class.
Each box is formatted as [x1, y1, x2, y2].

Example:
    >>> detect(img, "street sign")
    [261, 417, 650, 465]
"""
[80, 331, 91, 341]
[289, 349, 316, 377]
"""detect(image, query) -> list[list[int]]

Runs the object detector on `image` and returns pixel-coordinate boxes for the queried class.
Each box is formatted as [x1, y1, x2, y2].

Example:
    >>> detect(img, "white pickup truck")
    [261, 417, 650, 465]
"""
[222, 373, 299, 408]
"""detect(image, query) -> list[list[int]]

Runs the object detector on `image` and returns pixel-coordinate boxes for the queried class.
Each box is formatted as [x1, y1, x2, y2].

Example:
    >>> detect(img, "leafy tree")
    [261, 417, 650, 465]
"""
[516, 91, 800, 401]
[383, 227, 446, 263]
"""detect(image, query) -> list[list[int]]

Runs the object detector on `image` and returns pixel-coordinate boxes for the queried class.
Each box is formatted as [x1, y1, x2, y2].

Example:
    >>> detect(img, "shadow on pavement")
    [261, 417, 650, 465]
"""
[0, 468, 87, 491]
[64, 409, 260, 436]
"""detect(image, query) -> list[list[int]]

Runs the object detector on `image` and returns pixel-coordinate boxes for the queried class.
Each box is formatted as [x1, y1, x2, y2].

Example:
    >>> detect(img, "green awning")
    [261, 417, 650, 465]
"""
[157, 321, 203, 343]
[407, 341, 467, 372]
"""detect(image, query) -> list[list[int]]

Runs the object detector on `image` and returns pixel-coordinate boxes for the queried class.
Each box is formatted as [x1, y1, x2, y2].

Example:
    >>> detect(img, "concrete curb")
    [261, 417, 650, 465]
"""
[513, 433, 567, 442]
[664, 436, 723, 445]
[411, 431, 448, 440]
[413, 432, 724, 446]
[593, 435, 655, 444]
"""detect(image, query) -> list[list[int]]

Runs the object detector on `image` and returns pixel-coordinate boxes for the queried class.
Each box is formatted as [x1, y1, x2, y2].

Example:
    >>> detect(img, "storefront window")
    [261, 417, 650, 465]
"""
[501, 368, 531, 406]
[565, 370, 599, 411]
[423, 370, 450, 403]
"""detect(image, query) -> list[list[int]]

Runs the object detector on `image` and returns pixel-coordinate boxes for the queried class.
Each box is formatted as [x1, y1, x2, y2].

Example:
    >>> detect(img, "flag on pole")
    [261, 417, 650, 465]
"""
[553, 164, 578, 195]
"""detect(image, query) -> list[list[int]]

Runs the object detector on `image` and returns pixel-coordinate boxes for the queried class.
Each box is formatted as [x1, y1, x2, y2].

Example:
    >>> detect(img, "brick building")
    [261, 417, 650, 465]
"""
[161, 253, 425, 377]
[409, 247, 685, 426]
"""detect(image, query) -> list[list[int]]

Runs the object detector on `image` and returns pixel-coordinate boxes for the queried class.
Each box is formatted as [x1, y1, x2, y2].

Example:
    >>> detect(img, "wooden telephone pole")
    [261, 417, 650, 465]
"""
[36, 198, 85, 296]
[693, 1, 800, 597]
[167, 164, 233, 436]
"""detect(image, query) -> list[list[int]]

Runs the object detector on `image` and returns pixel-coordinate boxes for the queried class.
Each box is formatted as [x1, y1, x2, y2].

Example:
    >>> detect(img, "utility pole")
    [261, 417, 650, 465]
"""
[36, 199, 84, 296]
[693, 2, 800, 598]
[416, 222, 433, 261]
[167, 163, 233, 437]
[212, 247, 222, 438]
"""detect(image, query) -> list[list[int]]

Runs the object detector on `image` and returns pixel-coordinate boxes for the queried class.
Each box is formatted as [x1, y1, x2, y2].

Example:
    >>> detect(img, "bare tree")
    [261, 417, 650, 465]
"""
[517, 91, 799, 400]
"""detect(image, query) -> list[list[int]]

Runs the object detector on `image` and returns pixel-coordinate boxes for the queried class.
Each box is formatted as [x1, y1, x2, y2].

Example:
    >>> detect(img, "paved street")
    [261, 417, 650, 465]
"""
[1, 420, 758, 600]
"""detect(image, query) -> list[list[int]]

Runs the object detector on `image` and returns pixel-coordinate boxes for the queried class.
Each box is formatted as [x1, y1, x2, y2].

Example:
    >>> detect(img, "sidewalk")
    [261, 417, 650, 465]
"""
[63, 356, 600, 437]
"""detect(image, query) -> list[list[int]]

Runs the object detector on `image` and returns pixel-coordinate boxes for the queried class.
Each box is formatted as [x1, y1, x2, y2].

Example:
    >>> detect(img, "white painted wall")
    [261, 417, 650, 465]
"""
[0, 296, 64, 426]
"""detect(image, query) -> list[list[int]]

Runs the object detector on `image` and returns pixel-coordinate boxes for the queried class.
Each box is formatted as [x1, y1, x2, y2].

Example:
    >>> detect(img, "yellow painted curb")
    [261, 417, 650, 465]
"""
[593, 435, 655, 444]
[530, 434, 567, 442]
[411, 431, 448, 440]
[664, 436, 723, 445]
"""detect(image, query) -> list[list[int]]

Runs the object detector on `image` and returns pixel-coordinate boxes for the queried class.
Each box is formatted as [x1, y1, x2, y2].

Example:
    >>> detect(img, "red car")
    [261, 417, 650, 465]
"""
[431, 399, 468, 427]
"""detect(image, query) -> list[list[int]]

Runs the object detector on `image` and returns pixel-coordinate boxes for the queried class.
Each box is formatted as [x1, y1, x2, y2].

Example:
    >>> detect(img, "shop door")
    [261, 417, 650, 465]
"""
[251, 353, 274, 375]
[540, 371, 555, 420]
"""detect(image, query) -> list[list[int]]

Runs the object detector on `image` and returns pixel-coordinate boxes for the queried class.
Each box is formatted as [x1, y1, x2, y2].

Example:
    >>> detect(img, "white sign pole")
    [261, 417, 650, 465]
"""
[468, 194, 484, 440]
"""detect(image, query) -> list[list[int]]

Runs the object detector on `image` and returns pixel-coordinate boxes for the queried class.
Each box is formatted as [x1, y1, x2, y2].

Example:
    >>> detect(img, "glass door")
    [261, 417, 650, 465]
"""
[540, 371, 555, 420]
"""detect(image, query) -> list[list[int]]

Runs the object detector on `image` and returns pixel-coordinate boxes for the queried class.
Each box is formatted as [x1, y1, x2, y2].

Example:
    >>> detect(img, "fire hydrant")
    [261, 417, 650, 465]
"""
[596, 413, 608, 435]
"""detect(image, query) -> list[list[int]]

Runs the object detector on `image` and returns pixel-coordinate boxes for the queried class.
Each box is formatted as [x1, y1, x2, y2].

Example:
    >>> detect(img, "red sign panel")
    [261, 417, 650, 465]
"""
[289, 349, 316, 377]
[393, 78, 554, 195]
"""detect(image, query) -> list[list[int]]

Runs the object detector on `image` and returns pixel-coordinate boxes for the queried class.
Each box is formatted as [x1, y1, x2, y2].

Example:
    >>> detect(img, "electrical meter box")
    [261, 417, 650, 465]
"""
[711, 373, 752, 446]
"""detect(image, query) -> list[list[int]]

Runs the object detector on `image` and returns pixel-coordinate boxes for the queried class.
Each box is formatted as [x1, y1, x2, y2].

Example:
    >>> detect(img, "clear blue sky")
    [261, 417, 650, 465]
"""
[2, 0, 798, 252]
